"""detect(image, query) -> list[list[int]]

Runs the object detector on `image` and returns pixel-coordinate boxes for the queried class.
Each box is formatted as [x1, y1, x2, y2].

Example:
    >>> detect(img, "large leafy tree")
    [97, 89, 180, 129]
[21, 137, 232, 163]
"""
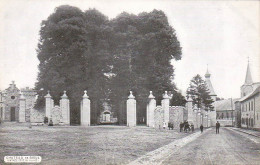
[186, 74, 214, 110]
[35, 6, 111, 124]
[108, 10, 182, 124]
[35, 6, 183, 125]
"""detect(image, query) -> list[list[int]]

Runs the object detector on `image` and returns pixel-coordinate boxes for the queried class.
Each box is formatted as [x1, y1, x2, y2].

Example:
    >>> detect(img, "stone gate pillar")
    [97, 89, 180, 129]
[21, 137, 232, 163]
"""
[162, 91, 171, 124]
[81, 90, 91, 126]
[147, 91, 156, 127]
[186, 95, 193, 124]
[127, 91, 136, 127]
[19, 92, 26, 122]
[44, 91, 52, 119]
[60, 91, 70, 125]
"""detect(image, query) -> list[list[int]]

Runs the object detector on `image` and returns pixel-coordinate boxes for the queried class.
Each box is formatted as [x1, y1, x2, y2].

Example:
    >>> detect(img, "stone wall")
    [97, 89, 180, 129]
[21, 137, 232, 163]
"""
[154, 106, 164, 128]
[30, 108, 44, 123]
[51, 106, 62, 125]
[169, 106, 185, 129]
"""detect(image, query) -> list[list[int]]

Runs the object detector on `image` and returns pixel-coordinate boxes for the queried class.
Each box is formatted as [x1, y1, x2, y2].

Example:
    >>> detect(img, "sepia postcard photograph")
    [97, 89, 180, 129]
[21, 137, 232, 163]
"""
[0, 0, 259, 164]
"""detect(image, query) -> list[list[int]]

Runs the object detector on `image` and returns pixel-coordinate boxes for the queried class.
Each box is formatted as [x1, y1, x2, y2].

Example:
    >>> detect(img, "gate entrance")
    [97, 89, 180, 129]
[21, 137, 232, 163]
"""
[10, 107, 16, 121]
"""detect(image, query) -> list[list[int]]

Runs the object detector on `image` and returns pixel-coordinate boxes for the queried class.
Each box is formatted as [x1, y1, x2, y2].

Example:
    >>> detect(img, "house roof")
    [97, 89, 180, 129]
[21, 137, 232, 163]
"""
[239, 86, 260, 102]
[215, 98, 239, 111]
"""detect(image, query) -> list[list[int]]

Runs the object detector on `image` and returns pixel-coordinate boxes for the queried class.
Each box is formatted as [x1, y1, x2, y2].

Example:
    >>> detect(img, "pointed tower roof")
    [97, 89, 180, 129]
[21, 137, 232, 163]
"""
[244, 60, 253, 84]
[205, 67, 216, 96]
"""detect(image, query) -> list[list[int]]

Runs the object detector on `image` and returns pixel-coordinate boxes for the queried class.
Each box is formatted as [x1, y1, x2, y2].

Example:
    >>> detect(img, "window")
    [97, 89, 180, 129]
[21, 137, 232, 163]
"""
[249, 102, 250, 111]
[226, 112, 229, 119]
[221, 113, 224, 119]
[251, 101, 253, 111]
[11, 96, 15, 99]
[246, 104, 247, 111]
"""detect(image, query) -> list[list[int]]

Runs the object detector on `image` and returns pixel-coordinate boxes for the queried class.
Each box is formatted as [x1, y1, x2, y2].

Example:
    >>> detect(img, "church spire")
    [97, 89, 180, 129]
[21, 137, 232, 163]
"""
[205, 66, 216, 96]
[205, 64, 210, 78]
[244, 57, 253, 84]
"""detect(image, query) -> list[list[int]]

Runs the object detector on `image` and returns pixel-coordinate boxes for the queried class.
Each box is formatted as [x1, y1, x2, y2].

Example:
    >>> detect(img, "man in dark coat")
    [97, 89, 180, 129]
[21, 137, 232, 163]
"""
[200, 124, 203, 133]
[216, 121, 220, 134]
[180, 122, 183, 132]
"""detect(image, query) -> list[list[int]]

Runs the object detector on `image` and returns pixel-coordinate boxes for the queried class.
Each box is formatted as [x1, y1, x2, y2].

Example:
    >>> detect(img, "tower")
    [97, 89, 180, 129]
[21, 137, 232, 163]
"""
[205, 67, 217, 126]
[241, 59, 254, 97]
[205, 67, 217, 101]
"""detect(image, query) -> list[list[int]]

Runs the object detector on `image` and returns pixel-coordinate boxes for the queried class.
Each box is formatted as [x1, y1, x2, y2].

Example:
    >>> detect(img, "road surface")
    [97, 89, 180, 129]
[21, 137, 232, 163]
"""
[162, 127, 260, 165]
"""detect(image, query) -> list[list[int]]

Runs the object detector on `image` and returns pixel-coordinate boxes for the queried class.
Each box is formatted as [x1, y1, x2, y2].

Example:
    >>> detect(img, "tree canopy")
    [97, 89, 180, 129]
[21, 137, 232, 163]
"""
[186, 74, 214, 111]
[35, 5, 184, 124]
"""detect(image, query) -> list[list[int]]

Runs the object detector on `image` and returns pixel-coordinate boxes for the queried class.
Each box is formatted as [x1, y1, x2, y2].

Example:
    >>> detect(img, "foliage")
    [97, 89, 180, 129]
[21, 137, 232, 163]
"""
[35, 6, 183, 124]
[35, 6, 111, 124]
[170, 90, 186, 106]
[186, 74, 214, 110]
[108, 10, 182, 124]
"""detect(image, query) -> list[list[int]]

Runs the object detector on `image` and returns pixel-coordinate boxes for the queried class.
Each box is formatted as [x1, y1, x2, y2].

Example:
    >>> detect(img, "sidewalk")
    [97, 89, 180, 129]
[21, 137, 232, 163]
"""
[229, 127, 260, 137]
[128, 128, 212, 165]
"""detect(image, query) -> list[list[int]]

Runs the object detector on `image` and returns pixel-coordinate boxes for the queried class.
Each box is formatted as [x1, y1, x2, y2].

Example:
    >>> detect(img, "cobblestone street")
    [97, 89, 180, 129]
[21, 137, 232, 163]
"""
[162, 128, 260, 165]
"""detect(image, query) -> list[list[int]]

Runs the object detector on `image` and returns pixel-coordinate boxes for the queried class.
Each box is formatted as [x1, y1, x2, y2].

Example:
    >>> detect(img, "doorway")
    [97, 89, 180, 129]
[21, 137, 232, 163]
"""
[10, 107, 15, 121]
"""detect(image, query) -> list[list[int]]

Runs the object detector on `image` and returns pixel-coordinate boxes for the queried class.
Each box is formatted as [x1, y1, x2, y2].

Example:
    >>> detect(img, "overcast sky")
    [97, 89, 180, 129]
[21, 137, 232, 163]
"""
[0, 0, 259, 99]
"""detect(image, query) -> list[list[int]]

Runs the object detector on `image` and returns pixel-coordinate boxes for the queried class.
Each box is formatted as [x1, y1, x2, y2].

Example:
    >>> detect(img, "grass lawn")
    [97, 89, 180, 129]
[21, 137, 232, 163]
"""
[0, 123, 189, 165]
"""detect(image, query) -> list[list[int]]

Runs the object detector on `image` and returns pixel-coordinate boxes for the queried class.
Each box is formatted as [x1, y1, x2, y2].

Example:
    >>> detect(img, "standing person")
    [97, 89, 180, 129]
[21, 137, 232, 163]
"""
[180, 122, 183, 132]
[216, 121, 220, 134]
[163, 121, 166, 129]
[191, 124, 194, 132]
[200, 124, 203, 133]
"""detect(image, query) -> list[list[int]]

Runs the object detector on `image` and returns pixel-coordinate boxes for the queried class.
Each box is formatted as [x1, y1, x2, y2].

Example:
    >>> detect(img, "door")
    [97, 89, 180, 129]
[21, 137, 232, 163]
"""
[10, 107, 15, 121]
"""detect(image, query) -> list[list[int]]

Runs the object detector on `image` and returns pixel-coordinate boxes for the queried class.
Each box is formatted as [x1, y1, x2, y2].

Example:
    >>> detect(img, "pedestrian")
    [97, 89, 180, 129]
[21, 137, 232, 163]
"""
[216, 121, 220, 134]
[191, 124, 194, 132]
[163, 122, 166, 129]
[200, 124, 203, 133]
[180, 122, 183, 132]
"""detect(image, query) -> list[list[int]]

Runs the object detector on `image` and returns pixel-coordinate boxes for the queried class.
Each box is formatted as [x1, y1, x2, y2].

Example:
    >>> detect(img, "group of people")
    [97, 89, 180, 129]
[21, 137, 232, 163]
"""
[179, 121, 194, 133]
[178, 121, 221, 134]
[162, 121, 221, 134]
[200, 121, 221, 134]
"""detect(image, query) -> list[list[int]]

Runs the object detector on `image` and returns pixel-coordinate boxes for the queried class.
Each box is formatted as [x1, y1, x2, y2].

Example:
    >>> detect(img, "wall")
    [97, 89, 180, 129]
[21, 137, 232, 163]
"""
[169, 106, 185, 129]
[30, 108, 44, 123]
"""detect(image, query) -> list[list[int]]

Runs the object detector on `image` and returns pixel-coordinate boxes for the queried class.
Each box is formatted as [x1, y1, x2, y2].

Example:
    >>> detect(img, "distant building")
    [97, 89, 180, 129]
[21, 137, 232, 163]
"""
[99, 102, 117, 124]
[236, 61, 260, 129]
[0, 81, 36, 122]
[215, 98, 239, 126]
[239, 86, 260, 129]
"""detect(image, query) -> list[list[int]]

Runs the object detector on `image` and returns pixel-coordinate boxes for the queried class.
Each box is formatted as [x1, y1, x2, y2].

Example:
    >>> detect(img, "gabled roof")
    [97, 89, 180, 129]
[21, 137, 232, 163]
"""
[239, 86, 260, 102]
[215, 98, 239, 111]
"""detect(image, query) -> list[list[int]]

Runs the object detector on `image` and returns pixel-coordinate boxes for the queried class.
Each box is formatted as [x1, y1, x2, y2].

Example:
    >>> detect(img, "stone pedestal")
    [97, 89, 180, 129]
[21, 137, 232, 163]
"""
[208, 119, 211, 127]
[19, 92, 26, 122]
[81, 90, 91, 126]
[147, 91, 156, 127]
[162, 91, 171, 124]
[127, 91, 136, 127]
[186, 95, 193, 124]
[60, 91, 70, 125]
[44, 91, 53, 120]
